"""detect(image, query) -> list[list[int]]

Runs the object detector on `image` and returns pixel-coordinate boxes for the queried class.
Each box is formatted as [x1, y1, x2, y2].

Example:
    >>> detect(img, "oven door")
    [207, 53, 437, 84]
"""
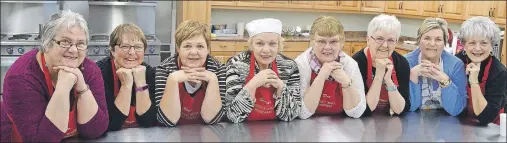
[1, 56, 19, 98]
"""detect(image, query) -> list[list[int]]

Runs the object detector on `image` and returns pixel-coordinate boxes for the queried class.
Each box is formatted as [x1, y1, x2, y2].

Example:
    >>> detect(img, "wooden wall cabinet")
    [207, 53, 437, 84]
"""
[289, 1, 314, 9]
[237, 1, 263, 7]
[493, 1, 506, 25]
[422, 1, 465, 20]
[385, 1, 421, 16]
[464, 1, 506, 25]
[262, 1, 289, 8]
[177, 1, 211, 26]
[210, 0, 236, 6]
[336, 1, 361, 11]
[361, 1, 385, 13]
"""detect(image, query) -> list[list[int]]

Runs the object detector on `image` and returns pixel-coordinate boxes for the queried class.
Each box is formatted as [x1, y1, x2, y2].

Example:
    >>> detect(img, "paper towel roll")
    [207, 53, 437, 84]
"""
[237, 22, 245, 36]
[501, 113, 506, 136]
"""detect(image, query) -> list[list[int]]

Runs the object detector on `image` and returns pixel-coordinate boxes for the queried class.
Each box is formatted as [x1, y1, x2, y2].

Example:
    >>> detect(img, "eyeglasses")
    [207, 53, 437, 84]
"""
[314, 39, 341, 47]
[52, 39, 88, 51]
[117, 45, 145, 52]
[370, 36, 397, 46]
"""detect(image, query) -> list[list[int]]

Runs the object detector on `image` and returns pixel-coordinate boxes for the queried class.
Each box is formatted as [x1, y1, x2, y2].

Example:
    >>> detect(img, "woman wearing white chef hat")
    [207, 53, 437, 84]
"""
[225, 18, 302, 123]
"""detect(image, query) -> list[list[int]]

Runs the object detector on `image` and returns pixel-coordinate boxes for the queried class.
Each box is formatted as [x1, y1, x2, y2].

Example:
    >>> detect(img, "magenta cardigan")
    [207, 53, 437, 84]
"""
[0, 49, 109, 142]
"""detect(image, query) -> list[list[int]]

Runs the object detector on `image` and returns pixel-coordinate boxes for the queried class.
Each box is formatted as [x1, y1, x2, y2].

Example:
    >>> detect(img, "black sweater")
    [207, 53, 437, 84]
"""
[96, 56, 158, 131]
[456, 51, 507, 125]
[352, 48, 411, 116]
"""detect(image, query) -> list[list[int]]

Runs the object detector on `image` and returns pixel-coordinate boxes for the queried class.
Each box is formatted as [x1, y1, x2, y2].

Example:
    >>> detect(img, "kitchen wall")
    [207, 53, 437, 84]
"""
[211, 9, 463, 38]
[0, 2, 58, 34]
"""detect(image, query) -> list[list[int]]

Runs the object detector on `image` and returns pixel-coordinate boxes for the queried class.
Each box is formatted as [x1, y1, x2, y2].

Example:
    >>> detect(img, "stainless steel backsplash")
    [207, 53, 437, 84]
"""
[0, 2, 58, 34]
[88, 5, 156, 35]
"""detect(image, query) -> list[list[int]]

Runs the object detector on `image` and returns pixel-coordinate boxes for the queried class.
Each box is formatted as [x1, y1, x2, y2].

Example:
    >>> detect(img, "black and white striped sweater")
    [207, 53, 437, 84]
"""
[225, 51, 302, 123]
[154, 54, 226, 126]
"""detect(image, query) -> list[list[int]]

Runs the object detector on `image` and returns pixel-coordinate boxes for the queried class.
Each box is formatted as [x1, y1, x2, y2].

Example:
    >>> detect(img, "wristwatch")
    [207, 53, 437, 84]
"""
[135, 84, 149, 91]
[439, 78, 451, 88]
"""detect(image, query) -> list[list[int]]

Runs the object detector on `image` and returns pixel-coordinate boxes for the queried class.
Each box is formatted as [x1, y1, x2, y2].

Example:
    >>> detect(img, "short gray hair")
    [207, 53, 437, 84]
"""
[41, 9, 89, 51]
[367, 14, 401, 40]
[458, 16, 500, 47]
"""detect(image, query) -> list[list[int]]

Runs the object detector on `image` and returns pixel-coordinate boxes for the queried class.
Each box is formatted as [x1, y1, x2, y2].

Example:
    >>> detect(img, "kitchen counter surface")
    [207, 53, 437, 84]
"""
[64, 110, 504, 142]
[212, 31, 418, 51]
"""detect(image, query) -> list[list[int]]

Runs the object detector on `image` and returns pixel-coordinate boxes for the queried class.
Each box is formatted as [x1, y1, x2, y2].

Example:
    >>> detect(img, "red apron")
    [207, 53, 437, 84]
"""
[176, 58, 207, 125]
[465, 57, 504, 125]
[7, 53, 79, 142]
[178, 82, 207, 125]
[366, 49, 399, 113]
[245, 52, 278, 121]
[310, 70, 344, 115]
[110, 58, 138, 128]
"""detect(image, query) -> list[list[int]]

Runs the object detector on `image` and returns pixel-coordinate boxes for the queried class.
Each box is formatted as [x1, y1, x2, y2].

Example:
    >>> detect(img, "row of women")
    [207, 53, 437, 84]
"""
[0, 9, 505, 142]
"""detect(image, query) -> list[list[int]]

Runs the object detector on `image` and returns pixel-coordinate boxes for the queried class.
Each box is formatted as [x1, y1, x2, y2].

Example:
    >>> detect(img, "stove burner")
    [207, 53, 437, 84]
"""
[91, 35, 109, 41]
[145, 35, 156, 41]
[8, 34, 32, 40]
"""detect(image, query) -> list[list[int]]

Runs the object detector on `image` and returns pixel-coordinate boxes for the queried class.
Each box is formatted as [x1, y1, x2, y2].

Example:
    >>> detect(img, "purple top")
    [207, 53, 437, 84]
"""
[0, 49, 109, 142]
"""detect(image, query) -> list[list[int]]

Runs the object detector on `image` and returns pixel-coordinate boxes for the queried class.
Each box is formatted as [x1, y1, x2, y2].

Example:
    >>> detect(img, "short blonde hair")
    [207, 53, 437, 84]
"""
[175, 20, 211, 49]
[416, 17, 448, 45]
[310, 16, 345, 41]
[247, 35, 285, 52]
[109, 23, 147, 52]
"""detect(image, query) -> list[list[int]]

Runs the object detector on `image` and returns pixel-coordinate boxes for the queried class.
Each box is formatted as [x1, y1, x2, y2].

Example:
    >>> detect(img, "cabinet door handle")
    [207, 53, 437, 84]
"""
[401, 2, 403, 9]
[492, 8, 495, 17]
[489, 8, 492, 17]
[440, 4, 443, 13]
[398, 2, 401, 9]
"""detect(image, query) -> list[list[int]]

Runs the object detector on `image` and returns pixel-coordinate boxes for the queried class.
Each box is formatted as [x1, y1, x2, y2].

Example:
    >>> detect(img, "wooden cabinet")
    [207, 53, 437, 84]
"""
[237, 1, 263, 7]
[493, 1, 506, 25]
[395, 48, 410, 55]
[342, 42, 353, 56]
[385, 1, 420, 16]
[289, 1, 314, 9]
[440, 1, 465, 19]
[210, 0, 236, 6]
[176, 1, 211, 26]
[422, 1, 465, 19]
[400, 1, 421, 16]
[361, 1, 385, 13]
[262, 1, 288, 8]
[350, 42, 367, 55]
[337, 1, 361, 11]
[421, 1, 441, 17]
[465, 1, 496, 18]
[313, 1, 337, 10]
[385, 1, 402, 14]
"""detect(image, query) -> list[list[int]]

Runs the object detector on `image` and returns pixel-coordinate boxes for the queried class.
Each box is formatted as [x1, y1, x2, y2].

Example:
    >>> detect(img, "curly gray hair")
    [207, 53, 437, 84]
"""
[458, 16, 501, 47]
[41, 9, 89, 52]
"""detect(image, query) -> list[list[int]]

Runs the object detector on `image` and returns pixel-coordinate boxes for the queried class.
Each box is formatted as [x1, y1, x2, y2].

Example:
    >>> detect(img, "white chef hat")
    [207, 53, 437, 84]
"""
[246, 18, 282, 37]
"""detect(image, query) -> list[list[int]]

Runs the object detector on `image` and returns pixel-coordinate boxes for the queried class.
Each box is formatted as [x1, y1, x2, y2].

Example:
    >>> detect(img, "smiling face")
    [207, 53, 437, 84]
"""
[45, 26, 87, 68]
[464, 36, 492, 63]
[311, 33, 342, 63]
[419, 28, 445, 61]
[250, 32, 280, 66]
[177, 35, 208, 68]
[367, 30, 397, 59]
[112, 34, 145, 69]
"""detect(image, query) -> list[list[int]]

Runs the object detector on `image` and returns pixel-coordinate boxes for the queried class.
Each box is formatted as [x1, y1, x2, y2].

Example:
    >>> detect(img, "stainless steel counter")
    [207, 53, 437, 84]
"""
[64, 110, 504, 142]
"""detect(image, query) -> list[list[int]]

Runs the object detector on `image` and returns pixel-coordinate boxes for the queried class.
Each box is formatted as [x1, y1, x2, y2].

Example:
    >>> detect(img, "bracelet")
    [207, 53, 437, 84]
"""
[342, 79, 353, 89]
[439, 78, 451, 88]
[469, 80, 480, 85]
[135, 84, 149, 92]
[385, 84, 398, 92]
[77, 84, 89, 95]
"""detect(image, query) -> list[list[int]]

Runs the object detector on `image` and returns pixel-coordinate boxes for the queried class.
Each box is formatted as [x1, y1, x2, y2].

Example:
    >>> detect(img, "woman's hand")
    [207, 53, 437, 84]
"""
[54, 66, 86, 91]
[466, 63, 481, 83]
[132, 65, 147, 86]
[116, 68, 134, 86]
[420, 60, 449, 82]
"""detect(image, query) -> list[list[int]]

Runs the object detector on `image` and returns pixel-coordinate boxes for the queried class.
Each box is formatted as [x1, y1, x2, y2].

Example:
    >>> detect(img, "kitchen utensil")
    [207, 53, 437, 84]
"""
[237, 22, 245, 36]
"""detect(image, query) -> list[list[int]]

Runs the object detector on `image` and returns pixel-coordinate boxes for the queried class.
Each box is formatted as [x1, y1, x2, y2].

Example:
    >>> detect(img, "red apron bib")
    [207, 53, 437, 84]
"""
[245, 52, 278, 121]
[310, 71, 344, 115]
[366, 49, 399, 113]
[178, 82, 207, 125]
[465, 57, 504, 125]
[7, 53, 79, 142]
[110, 58, 138, 128]
[176, 58, 207, 125]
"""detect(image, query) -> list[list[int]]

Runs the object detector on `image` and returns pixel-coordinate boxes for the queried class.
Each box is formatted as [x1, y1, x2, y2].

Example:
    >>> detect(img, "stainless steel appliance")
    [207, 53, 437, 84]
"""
[1, 33, 42, 95]
[87, 34, 161, 67]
